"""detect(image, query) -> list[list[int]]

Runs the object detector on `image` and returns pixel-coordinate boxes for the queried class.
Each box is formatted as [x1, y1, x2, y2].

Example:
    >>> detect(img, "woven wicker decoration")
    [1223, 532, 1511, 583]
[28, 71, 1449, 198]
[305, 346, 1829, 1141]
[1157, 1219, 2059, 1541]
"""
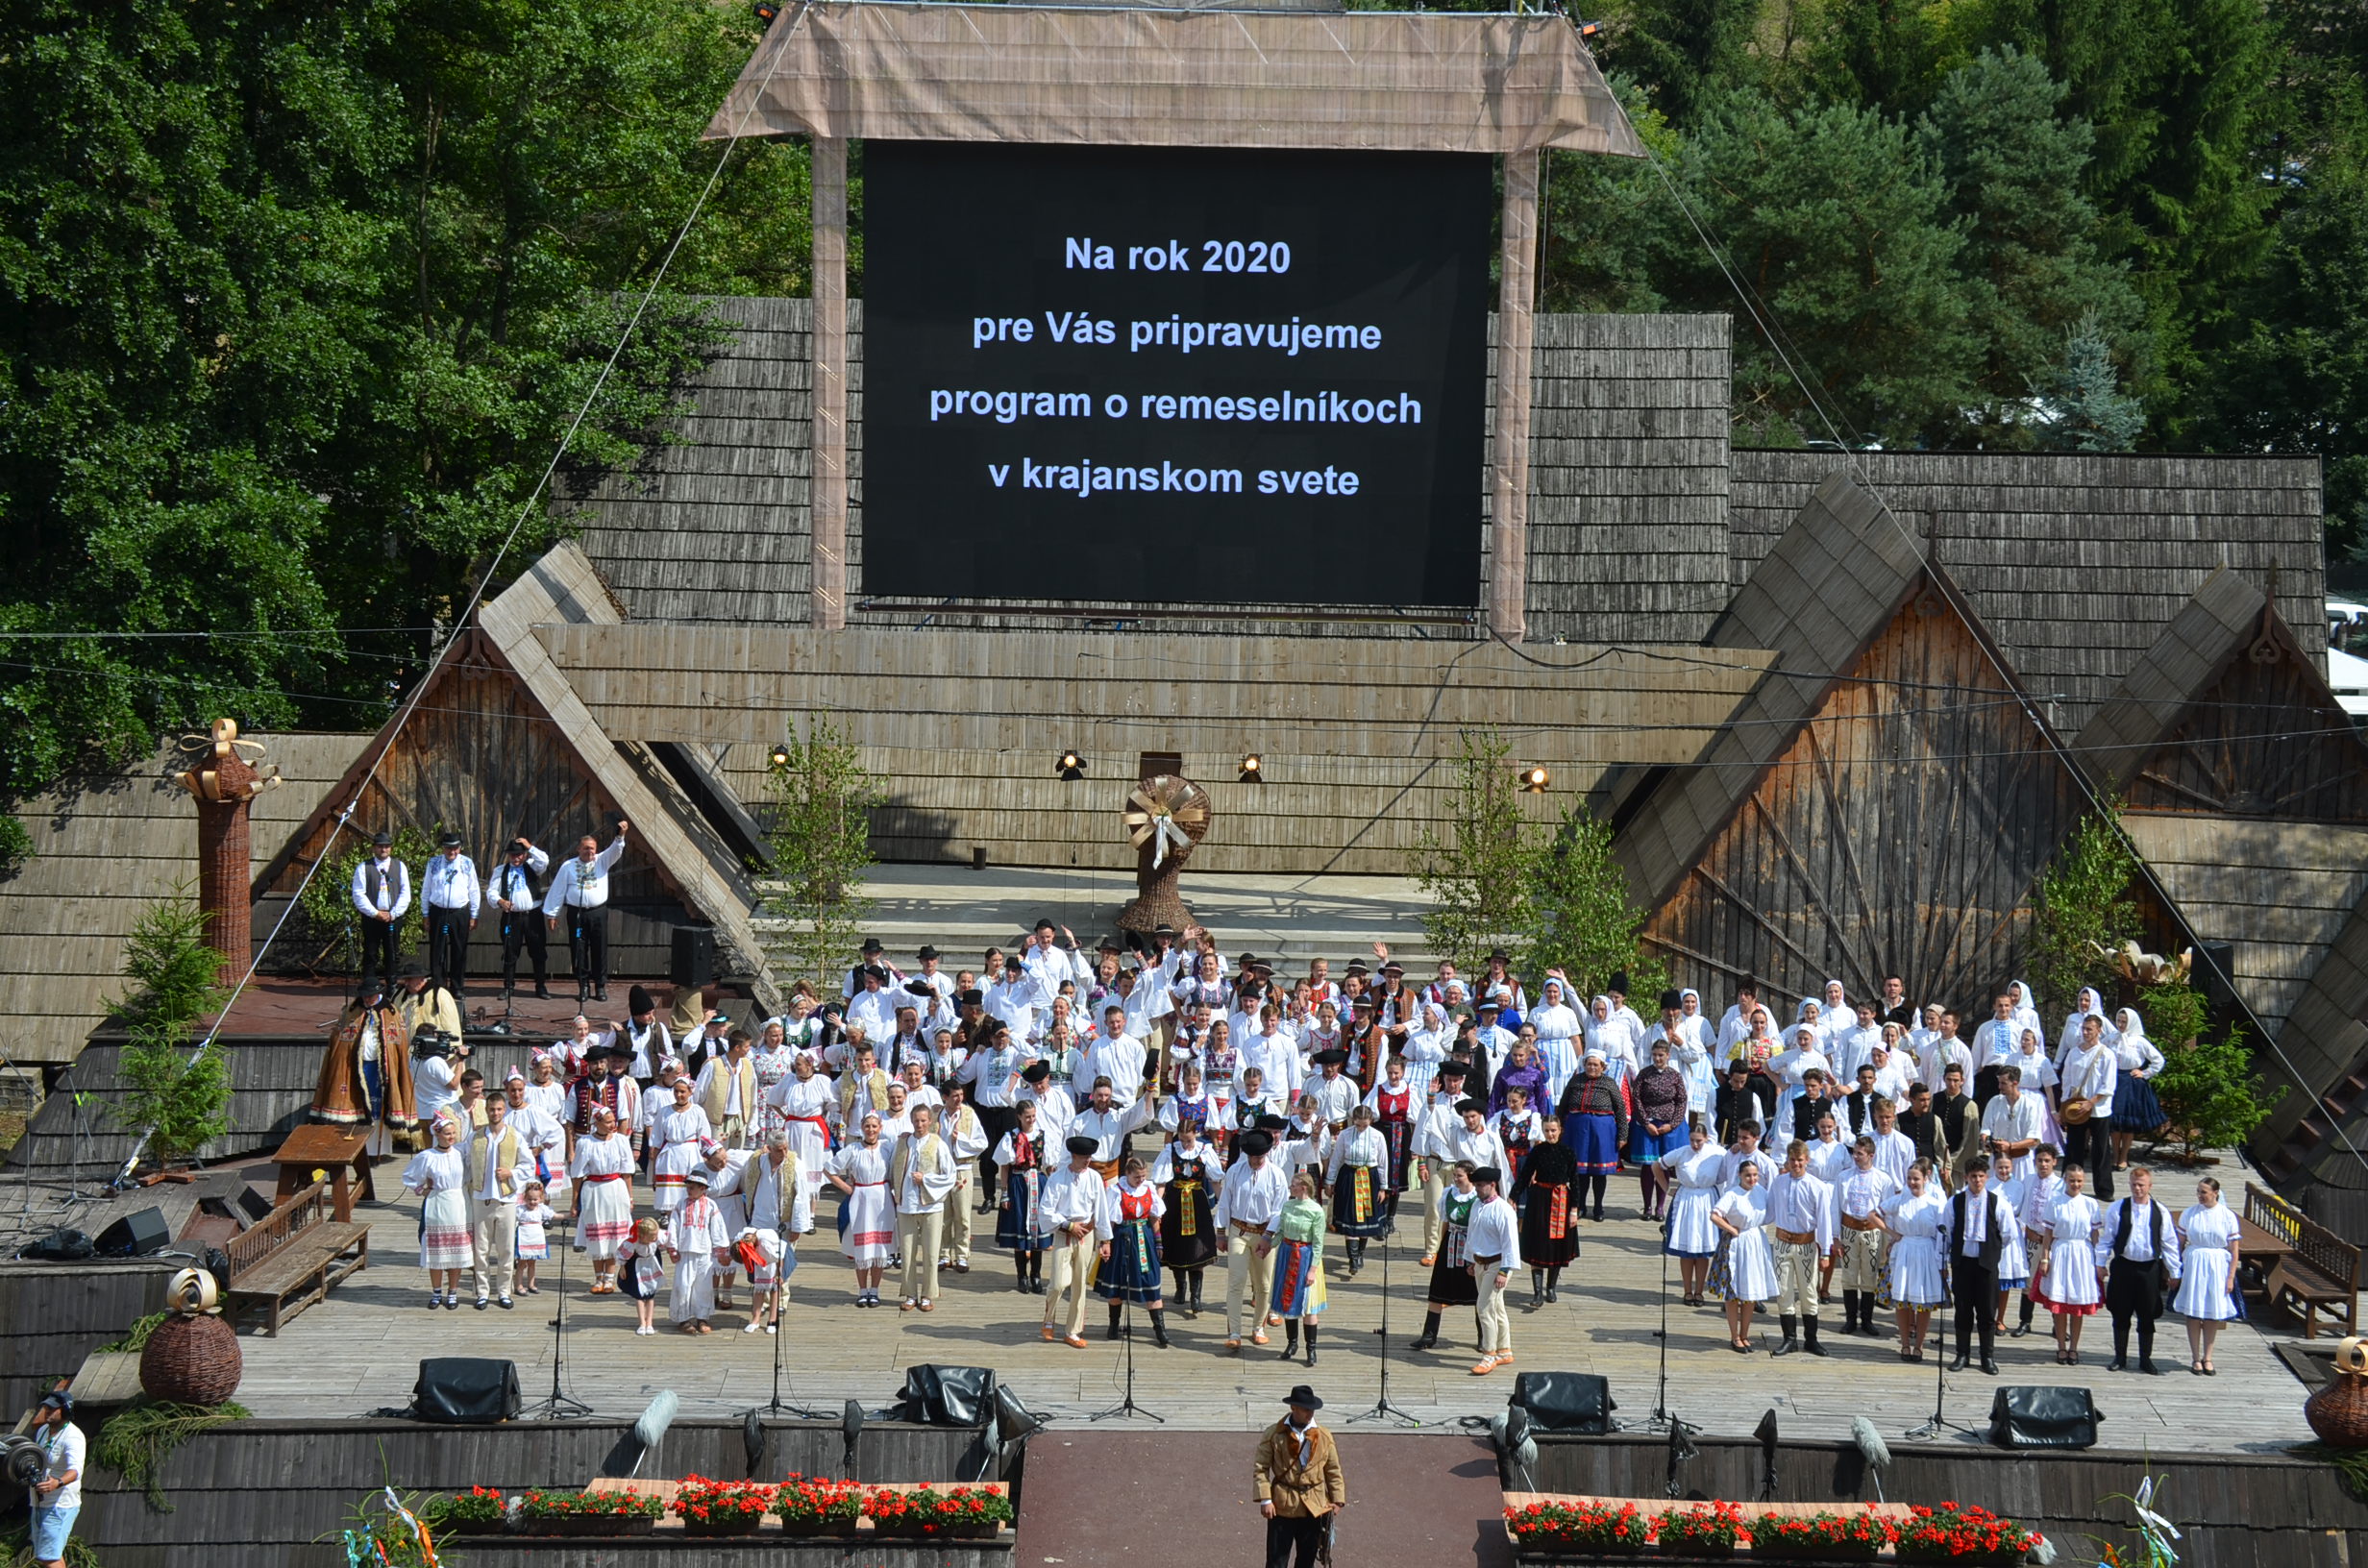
[139, 1268, 242, 1407]
[2306, 1335, 2368, 1447]
[1116, 775, 1211, 935]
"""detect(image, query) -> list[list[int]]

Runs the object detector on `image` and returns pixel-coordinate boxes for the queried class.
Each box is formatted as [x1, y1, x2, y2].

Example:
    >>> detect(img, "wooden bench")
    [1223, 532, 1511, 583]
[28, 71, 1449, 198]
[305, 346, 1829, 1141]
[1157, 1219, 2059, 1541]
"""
[2247, 1183, 2360, 1338]
[223, 1180, 369, 1337]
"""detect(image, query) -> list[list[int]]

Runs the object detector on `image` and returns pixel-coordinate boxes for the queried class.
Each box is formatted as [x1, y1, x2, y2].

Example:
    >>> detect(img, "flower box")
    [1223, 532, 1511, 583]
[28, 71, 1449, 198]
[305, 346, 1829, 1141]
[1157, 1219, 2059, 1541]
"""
[1657, 1501, 1746, 1556]
[681, 1515, 764, 1537]
[522, 1515, 656, 1537]
[1504, 1499, 1654, 1555]
[672, 1474, 777, 1535]
[861, 1483, 1015, 1540]
[1745, 1506, 1894, 1560]
[776, 1472, 865, 1535]
[514, 1487, 665, 1537]
[1892, 1502, 2035, 1565]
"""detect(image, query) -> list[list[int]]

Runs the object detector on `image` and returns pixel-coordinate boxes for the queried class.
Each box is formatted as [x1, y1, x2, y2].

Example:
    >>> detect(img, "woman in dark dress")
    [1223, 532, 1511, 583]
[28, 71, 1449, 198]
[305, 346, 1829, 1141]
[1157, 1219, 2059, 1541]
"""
[1152, 1122, 1223, 1313]
[1514, 1117, 1582, 1304]
[1629, 1039, 1692, 1221]
[1558, 1052, 1630, 1221]
[1411, 1159, 1482, 1352]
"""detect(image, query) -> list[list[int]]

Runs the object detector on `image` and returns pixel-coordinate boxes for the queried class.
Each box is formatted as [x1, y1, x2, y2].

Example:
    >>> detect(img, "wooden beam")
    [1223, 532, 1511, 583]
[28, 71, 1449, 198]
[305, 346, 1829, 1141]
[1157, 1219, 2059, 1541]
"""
[1490, 150, 1539, 642]
[810, 135, 849, 631]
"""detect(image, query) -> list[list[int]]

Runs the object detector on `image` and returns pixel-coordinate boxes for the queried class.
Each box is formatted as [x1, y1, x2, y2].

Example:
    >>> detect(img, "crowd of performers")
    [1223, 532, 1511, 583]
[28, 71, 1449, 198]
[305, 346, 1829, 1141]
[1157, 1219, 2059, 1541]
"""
[331, 927, 2240, 1376]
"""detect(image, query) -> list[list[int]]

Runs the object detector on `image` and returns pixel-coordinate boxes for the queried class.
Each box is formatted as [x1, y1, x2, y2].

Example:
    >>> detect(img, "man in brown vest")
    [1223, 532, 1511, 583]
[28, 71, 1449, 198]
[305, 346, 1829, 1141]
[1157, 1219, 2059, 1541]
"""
[464, 1095, 532, 1310]
[1253, 1384, 1345, 1568]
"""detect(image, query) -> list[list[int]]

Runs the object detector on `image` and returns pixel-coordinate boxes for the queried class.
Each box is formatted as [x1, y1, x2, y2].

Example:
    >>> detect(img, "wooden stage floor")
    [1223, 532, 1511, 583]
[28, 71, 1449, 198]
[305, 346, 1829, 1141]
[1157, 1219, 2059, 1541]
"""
[228, 1180, 2322, 1456]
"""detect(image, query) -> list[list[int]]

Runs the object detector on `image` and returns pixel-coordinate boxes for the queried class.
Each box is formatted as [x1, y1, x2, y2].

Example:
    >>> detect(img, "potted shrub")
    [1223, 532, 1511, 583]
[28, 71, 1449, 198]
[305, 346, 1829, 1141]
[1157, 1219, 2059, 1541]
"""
[673, 1475, 776, 1536]
[1747, 1507, 1895, 1560]
[1501, 1499, 1653, 1555]
[1893, 1502, 2038, 1565]
[426, 1485, 508, 1535]
[863, 1483, 1014, 1539]
[776, 1473, 863, 1536]
[1656, 1500, 1746, 1557]
[513, 1487, 663, 1536]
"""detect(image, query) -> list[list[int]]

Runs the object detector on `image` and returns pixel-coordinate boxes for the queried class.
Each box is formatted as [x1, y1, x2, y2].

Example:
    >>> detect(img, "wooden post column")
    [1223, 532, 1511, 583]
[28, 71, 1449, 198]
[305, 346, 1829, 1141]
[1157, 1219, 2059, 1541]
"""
[1490, 149, 1540, 643]
[810, 134, 849, 631]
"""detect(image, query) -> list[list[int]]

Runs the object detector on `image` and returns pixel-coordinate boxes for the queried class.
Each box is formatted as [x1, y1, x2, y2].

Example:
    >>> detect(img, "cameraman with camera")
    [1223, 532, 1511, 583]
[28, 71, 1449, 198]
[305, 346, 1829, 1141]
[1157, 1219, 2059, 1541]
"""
[29, 1390, 84, 1568]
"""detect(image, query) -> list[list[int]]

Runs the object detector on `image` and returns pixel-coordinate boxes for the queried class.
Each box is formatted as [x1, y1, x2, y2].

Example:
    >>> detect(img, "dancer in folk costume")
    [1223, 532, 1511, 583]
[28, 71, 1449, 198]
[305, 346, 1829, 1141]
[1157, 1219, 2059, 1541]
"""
[513, 1181, 557, 1295]
[2035, 1162, 2105, 1364]
[1411, 1160, 1481, 1352]
[568, 1104, 636, 1292]
[402, 1115, 471, 1308]
[1323, 1104, 1392, 1274]
[619, 1216, 665, 1334]
[1882, 1161, 1949, 1360]
[1714, 1160, 1775, 1353]
[1152, 1119, 1223, 1315]
[738, 1227, 790, 1335]
[1095, 1153, 1172, 1347]
[828, 1112, 897, 1307]
[765, 1051, 836, 1209]
[1267, 1171, 1330, 1367]
[1660, 1122, 1723, 1306]
[1514, 1115, 1581, 1306]
[1362, 1056, 1419, 1216]
[314, 979, 418, 1155]
[1558, 1052, 1629, 1222]
[2175, 1176, 2242, 1375]
[665, 1167, 731, 1332]
[994, 1099, 1051, 1294]
[647, 1075, 712, 1216]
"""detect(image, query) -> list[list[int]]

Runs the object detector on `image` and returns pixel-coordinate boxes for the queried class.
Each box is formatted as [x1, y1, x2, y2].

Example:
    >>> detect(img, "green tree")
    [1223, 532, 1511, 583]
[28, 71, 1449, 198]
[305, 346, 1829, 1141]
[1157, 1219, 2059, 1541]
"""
[2028, 804, 2139, 1019]
[1917, 47, 2148, 438]
[110, 890, 233, 1164]
[2029, 313, 2148, 450]
[765, 713, 882, 991]
[1417, 729, 1536, 975]
[1540, 79, 1679, 315]
[1602, 0, 1763, 127]
[1661, 87, 1979, 444]
[1521, 804, 1669, 1006]
[2151, 1019, 2281, 1163]
[0, 0, 807, 806]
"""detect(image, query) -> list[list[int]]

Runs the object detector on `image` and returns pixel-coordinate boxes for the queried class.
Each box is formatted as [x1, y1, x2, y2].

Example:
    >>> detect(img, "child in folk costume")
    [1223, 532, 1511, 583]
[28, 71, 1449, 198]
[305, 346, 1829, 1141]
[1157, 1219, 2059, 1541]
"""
[665, 1167, 731, 1333]
[1660, 1122, 1723, 1306]
[403, 1115, 471, 1309]
[2012, 1143, 2065, 1337]
[737, 1227, 790, 1335]
[1095, 1154, 1172, 1348]
[2035, 1162, 2105, 1364]
[828, 1112, 897, 1307]
[619, 1216, 664, 1334]
[1986, 1148, 2035, 1334]
[1324, 1105, 1392, 1274]
[1882, 1161, 1948, 1360]
[1266, 1171, 1330, 1368]
[1714, 1160, 1775, 1353]
[2175, 1176, 2241, 1374]
[1152, 1121, 1223, 1314]
[1412, 1161, 1480, 1351]
[1514, 1115, 1582, 1306]
[513, 1181, 557, 1295]
[1490, 1089, 1543, 1191]
[993, 1100, 1050, 1295]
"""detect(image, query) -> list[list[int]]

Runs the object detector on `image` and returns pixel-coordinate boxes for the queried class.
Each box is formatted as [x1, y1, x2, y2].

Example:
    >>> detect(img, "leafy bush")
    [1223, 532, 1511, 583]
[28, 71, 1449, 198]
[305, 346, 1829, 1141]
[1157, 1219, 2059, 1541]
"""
[109, 890, 232, 1163]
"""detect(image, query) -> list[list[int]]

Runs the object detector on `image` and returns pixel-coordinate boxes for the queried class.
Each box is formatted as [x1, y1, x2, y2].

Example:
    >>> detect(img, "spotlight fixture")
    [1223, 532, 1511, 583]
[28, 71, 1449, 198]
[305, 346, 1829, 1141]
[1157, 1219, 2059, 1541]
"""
[1239, 753, 1263, 783]
[1057, 750, 1085, 781]
[753, 1, 782, 27]
[1575, 18, 1605, 45]
[768, 743, 792, 771]
[1519, 765, 1550, 794]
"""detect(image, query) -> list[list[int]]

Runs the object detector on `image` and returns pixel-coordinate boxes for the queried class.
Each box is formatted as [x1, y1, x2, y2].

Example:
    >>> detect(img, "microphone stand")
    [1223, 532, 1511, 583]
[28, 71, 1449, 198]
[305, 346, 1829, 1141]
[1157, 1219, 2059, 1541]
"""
[1638, 1214, 1695, 1438]
[523, 1209, 594, 1419]
[1087, 1294, 1166, 1424]
[761, 1250, 825, 1418]
[1905, 1265, 1975, 1442]
[1348, 1210, 1420, 1428]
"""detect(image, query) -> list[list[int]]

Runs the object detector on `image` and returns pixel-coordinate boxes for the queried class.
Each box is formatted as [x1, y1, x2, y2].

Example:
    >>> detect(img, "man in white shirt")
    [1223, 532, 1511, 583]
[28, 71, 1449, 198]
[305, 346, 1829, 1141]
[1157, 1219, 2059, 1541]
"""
[1765, 1141, 1836, 1357]
[1979, 1066, 2044, 1161]
[890, 1106, 959, 1311]
[1071, 1078, 1155, 1177]
[1218, 1129, 1292, 1349]
[30, 1390, 85, 1567]
[1470, 1000, 1517, 1083]
[541, 821, 629, 1003]
[1830, 1139, 1898, 1340]
[1409, 1062, 1473, 1262]
[350, 829, 411, 993]
[1830, 1003, 1885, 1083]
[1038, 1135, 1106, 1348]
[2060, 1014, 2120, 1199]
[935, 1084, 991, 1270]
[464, 1095, 534, 1310]
[1464, 1164, 1522, 1376]
[1077, 1006, 1147, 1109]
[420, 832, 481, 997]
[845, 967, 901, 1048]
[1970, 992, 2021, 1074]
[489, 837, 552, 999]
[985, 953, 1050, 1045]
[2101, 1164, 2182, 1374]
[1945, 1156, 2016, 1374]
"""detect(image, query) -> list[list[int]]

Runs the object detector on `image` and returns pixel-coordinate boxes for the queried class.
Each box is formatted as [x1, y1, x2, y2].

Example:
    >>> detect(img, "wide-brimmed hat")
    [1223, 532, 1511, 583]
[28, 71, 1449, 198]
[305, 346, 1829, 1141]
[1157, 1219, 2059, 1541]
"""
[1283, 1384, 1323, 1410]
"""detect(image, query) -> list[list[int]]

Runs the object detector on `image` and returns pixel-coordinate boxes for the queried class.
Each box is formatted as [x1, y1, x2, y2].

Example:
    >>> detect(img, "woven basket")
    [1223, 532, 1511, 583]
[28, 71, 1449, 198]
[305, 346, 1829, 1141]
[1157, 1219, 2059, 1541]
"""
[139, 1311, 243, 1406]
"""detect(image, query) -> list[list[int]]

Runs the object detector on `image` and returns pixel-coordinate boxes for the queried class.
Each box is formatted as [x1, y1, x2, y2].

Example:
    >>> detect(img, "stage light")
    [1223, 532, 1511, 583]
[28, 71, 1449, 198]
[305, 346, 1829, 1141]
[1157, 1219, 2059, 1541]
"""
[1239, 753, 1263, 782]
[1576, 18, 1605, 44]
[767, 744, 792, 771]
[753, 1, 781, 26]
[1057, 750, 1085, 781]
[1519, 765, 1550, 793]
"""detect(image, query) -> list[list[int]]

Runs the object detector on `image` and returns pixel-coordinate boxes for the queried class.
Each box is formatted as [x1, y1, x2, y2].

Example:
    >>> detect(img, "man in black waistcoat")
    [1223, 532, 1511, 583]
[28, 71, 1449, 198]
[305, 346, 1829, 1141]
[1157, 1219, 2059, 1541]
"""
[1944, 1156, 2016, 1374]
[2103, 1165, 2182, 1375]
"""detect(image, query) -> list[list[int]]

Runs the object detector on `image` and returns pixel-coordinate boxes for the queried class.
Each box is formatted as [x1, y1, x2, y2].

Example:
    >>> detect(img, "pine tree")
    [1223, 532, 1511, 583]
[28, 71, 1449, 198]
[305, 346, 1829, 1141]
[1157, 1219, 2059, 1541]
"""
[2033, 313, 2148, 449]
[1416, 729, 1536, 975]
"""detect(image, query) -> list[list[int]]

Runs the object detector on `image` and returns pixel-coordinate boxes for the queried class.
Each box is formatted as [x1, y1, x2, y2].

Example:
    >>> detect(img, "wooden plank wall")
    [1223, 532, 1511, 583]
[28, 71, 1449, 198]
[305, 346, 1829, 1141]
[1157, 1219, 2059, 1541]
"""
[1526, 1435, 2368, 1568]
[2120, 622, 2368, 821]
[0, 1263, 172, 1418]
[1730, 450, 2328, 735]
[535, 625, 1774, 873]
[77, 1417, 989, 1568]
[1642, 587, 2089, 1016]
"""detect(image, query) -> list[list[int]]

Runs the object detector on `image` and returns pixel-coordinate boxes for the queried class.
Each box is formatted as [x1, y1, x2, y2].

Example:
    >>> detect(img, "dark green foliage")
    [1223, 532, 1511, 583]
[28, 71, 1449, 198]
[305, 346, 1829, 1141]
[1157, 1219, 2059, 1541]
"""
[1522, 807, 1669, 1008]
[2029, 806, 2140, 1020]
[109, 890, 233, 1164]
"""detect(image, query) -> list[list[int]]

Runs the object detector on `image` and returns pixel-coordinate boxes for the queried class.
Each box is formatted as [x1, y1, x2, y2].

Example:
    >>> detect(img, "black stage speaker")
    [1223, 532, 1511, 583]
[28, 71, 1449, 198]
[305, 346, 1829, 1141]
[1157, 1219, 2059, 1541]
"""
[1511, 1372, 1616, 1435]
[414, 1358, 521, 1425]
[900, 1363, 998, 1427]
[671, 925, 716, 990]
[1988, 1385, 2101, 1449]
[94, 1208, 171, 1258]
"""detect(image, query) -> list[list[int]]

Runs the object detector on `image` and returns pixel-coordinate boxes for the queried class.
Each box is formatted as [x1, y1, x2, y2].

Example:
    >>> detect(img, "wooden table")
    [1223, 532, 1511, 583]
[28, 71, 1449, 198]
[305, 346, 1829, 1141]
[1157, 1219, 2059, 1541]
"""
[268, 1125, 374, 1222]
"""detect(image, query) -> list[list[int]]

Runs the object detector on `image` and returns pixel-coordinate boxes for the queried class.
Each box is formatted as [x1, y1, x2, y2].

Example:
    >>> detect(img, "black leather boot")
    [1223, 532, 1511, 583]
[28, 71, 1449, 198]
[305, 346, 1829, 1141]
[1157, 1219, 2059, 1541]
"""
[1771, 1314, 1800, 1356]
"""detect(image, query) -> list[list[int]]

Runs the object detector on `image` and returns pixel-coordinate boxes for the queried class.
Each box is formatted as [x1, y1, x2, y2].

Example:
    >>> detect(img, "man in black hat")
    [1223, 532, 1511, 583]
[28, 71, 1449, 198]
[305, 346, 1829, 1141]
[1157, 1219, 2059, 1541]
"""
[1038, 1134, 1106, 1348]
[1410, 1060, 1472, 1262]
[624, 986, 671, 1078]
[421, 831, 482, 997]
[490, 836, 552, 999]
[1253, 1384, 1344, 1568]
[350, 828, 411, 993]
